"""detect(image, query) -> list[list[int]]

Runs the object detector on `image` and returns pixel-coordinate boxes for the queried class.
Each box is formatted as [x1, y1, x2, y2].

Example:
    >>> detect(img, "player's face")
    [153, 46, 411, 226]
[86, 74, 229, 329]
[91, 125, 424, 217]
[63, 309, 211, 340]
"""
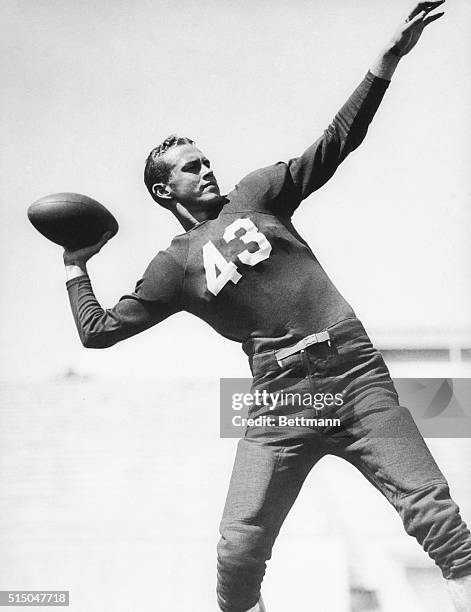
[165, 144, 222, 211]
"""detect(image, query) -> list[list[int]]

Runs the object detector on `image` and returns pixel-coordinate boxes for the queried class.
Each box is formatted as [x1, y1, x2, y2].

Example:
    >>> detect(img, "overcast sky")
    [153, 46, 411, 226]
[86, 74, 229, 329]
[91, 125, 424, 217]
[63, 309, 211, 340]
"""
[1, 0, 470, 382]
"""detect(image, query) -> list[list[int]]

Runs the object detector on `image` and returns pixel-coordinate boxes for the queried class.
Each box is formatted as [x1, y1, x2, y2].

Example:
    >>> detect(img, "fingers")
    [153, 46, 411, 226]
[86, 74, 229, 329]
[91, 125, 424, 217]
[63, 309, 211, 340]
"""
[405, 2, 445, 30]
[63, 231, 113, 265]
[407, 0, 445, 22]
[87, 231, 112, 253]
[406, 10, 427, 27]
[99, 230, 113, 246]
[423, 11, 444, 26]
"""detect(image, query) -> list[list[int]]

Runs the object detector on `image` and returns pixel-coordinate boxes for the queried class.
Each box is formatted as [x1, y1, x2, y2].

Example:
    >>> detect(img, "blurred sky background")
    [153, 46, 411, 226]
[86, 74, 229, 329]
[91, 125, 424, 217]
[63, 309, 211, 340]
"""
[1, 0, 470, 382]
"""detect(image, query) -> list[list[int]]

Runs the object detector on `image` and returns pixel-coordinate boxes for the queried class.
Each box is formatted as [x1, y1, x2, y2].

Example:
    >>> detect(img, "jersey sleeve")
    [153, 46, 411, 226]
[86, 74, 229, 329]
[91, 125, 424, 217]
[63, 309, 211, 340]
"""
[66, 248, 185, 348]
[283, 71, 390, 215]
[229, 72, 390, 219]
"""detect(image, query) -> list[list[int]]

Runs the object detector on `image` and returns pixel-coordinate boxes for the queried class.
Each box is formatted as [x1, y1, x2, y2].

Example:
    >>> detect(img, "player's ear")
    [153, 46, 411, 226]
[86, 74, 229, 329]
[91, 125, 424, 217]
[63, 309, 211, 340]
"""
[152, 183, 172, 201]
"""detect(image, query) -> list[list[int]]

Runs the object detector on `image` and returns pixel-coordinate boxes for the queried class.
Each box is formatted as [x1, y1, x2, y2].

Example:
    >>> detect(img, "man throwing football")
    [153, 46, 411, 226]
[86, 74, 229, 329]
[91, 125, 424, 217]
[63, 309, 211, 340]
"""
[63, 2, 471, 610]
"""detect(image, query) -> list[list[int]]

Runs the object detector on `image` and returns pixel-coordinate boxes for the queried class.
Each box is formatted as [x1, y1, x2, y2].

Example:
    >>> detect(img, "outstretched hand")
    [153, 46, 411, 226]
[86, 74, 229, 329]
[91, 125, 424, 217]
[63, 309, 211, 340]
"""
[390, 1, 445, 57]
[63, 231, 113, 267]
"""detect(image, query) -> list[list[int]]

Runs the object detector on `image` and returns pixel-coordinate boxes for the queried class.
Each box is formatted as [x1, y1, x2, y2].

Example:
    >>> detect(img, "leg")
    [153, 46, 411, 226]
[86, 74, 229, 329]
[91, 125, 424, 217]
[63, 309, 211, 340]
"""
[217, 430, 323, 612]
[336, 402, 471, 607]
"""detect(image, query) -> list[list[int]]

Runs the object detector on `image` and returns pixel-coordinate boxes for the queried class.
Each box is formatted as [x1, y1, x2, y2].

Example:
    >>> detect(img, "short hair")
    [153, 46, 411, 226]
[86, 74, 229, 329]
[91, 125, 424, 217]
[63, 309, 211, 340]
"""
[144, 134, 195, 205]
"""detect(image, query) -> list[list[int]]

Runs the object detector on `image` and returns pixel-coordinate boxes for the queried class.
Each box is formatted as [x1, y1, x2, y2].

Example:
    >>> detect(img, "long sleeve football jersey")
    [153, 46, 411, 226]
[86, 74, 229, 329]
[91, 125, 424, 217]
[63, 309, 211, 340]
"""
[67, 71, 390, 356]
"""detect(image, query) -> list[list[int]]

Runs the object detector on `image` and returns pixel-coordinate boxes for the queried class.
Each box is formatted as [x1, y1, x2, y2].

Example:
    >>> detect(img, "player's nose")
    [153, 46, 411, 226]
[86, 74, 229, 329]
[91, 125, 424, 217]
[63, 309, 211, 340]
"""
[202, 167, 216, 182]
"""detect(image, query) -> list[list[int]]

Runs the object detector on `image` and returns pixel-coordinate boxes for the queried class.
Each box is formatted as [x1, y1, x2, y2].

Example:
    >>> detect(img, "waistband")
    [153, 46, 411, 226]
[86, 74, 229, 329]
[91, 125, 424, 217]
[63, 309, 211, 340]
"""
[274, 330, 331, 364]
[249, 317, 371, 374]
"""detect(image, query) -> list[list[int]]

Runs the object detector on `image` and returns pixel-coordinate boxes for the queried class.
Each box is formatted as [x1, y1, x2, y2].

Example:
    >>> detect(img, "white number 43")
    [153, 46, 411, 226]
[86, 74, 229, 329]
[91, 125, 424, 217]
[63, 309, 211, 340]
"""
[202, 218, 272, 296]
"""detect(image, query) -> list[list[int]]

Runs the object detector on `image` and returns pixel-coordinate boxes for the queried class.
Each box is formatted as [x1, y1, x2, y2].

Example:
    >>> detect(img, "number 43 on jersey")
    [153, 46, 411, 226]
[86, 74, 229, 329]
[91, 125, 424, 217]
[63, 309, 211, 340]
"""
[202, 218, 272, 296]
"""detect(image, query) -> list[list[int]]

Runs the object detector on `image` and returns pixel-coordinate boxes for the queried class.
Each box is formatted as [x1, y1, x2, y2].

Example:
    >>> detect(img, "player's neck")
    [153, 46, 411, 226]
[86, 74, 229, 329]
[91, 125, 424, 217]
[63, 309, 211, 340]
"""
[172, 198, 226, 230]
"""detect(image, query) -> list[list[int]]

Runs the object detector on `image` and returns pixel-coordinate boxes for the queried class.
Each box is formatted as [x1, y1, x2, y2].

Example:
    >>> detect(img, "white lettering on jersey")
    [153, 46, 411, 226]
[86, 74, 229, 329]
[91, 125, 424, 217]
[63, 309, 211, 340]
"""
[223, 218, 272, 266]
[203, 218, 272, 296]
[202, 241, 242, 297]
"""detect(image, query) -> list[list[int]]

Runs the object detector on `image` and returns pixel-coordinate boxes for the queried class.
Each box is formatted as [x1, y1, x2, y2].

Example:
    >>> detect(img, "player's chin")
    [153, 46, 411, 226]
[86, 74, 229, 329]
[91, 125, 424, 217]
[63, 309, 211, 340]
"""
[200, 191, 223, 207]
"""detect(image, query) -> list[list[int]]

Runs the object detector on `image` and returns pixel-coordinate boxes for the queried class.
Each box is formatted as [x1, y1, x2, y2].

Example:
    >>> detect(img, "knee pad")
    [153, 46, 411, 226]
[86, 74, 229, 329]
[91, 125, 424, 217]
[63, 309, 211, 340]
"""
[217, 527, 270, 611]
[398, 480, 471, 578]
[218, 526, 271, 570]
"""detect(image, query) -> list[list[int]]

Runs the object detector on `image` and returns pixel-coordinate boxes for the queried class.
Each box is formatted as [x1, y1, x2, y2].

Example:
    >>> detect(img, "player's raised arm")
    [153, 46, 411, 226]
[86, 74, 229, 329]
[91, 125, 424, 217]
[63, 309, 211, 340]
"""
[64, 233, 183, 349]
[287, 1, 445, 204]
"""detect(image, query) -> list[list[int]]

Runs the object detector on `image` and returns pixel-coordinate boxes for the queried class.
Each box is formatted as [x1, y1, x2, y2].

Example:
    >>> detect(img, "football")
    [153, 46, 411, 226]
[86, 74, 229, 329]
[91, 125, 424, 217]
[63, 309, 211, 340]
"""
[27, 193, 119, 250]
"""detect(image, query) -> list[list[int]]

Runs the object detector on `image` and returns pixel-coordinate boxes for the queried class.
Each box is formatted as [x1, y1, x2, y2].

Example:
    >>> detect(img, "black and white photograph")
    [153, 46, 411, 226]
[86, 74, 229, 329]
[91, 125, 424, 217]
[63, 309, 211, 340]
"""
[1, 1, 470, 610]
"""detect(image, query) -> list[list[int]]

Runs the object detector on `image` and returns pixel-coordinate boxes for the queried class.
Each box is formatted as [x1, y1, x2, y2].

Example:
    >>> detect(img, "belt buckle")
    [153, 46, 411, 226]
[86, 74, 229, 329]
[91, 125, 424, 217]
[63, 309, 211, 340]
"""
[319, 330, 331, 347]
[303, 332, 319, 348]
[305, 330, 331, 349]
[275, 330, 331, 367]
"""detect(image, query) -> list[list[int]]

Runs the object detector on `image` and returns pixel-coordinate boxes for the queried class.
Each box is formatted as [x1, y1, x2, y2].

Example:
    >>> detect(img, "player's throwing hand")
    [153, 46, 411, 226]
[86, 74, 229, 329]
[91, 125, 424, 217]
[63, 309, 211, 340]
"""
[390, 1, 445, 57]
[63, 231, 113, 267]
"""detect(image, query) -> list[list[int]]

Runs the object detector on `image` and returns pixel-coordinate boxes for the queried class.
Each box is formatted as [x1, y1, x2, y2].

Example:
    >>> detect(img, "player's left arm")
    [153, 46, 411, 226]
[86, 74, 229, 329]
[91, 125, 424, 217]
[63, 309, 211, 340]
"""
[287, 1, 445, 205]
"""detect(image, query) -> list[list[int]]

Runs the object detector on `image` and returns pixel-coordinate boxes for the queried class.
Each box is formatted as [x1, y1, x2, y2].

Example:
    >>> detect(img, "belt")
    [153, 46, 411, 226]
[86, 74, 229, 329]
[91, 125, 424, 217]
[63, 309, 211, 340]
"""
[274, 330, 331, 366]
